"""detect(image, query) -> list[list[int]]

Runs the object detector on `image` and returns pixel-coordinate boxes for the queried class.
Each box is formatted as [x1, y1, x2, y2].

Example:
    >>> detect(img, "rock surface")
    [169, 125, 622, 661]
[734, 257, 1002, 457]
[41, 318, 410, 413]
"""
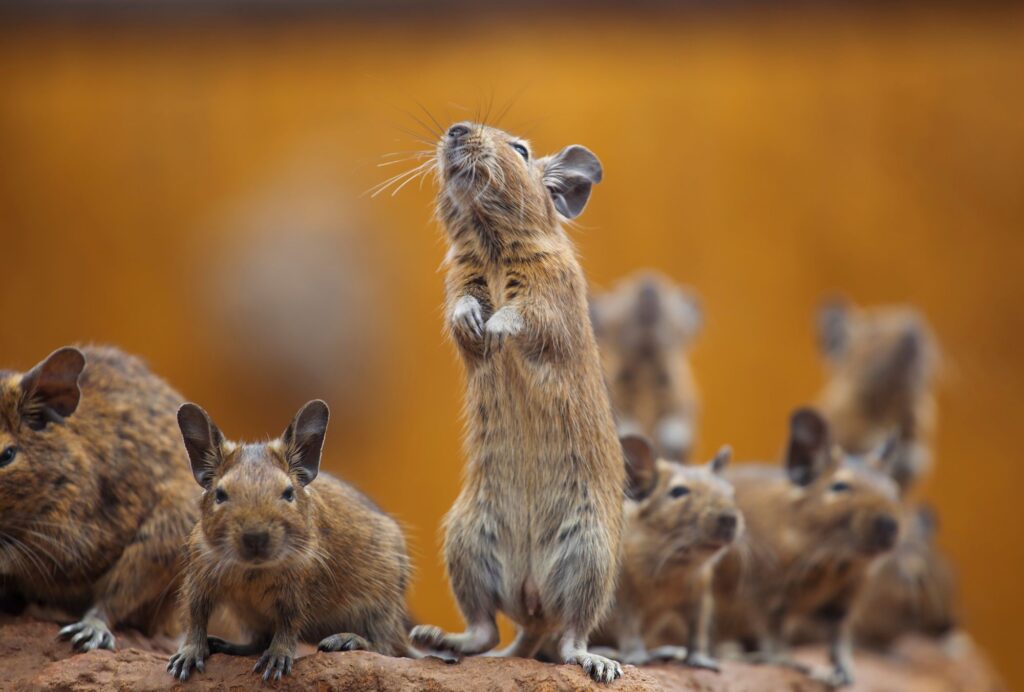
[0, 617, 1004, 691]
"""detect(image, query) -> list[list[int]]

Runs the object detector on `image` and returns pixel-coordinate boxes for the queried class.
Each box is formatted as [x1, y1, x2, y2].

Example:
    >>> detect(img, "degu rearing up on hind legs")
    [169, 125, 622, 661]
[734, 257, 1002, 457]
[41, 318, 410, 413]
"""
[407, 121, 626, 683]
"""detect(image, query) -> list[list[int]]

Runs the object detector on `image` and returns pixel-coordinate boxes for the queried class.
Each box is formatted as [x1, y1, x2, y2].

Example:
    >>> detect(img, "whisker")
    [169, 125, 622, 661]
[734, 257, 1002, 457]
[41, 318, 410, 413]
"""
[415, 100, 445, 137]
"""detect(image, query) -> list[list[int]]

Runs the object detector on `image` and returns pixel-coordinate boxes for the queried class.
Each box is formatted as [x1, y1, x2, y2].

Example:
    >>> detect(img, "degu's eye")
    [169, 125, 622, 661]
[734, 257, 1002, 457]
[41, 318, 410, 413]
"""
[214, 487, 228, 504]
[510, 142, 529, 161]
[669, 486, 690, 499]
[282, 486, 295, 502]
[0, 446, 17, 468]
[830, 481, 852, 493]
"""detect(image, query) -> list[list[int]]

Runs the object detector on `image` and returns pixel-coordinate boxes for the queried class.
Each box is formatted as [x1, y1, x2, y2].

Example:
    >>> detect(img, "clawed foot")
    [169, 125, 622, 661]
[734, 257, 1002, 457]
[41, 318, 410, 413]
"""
[809, 664, 853, 688]
[565, 650, 623, 683]
[318, 632, 370, 653]
[452, 296, 485, 340]
[58, 615, 115, 652]
[644, 645, 689, 664]
[167, 642, 209, 682]
[409, 624, 465, 659]
[684, 651, 721, 672]
[253, 646, 294, 682]
[484, 306, 523, 353]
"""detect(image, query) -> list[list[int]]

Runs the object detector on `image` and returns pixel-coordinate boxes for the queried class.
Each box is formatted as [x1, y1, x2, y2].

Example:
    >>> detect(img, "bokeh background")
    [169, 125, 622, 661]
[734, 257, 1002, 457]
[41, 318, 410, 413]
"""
[2, 3, 1021, 687]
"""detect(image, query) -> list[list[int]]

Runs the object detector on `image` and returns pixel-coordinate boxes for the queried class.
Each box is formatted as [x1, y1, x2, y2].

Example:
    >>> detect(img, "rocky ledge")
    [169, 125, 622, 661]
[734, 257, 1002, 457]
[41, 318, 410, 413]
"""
[0, 617, 1003, 691]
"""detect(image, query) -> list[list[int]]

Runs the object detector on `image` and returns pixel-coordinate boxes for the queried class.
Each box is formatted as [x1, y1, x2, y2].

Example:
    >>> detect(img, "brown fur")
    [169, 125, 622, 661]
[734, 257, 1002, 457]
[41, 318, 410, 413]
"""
[0, 345, 197, 651]
[817, 300, 938, 493]
[408, 122, 626, 683]
[591, 437, 740, 670]
[713, 408, 902, 687]
[168, 401, 411, 683]
[816, 301, 959, 648]
[591, 271, 702, 461]
[851, 505, 959, 649]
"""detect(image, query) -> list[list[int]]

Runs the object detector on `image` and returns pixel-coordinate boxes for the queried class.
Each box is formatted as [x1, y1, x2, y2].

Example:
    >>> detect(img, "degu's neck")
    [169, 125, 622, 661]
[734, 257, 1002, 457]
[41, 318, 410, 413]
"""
[437, 193, 560, 261]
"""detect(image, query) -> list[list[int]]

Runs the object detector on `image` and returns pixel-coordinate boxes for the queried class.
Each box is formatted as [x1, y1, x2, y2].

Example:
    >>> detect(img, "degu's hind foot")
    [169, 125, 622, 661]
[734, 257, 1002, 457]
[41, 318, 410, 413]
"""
[58, 612, 115, 651]
[565, 649, 624, 683]
[808, 664, 854, 688]
[683, 650, 721, 672]
[645, 645, 689, 664]
[318, 632, 370, 652]
[410, 621, 498, 657]
[560, 633, 623, 683]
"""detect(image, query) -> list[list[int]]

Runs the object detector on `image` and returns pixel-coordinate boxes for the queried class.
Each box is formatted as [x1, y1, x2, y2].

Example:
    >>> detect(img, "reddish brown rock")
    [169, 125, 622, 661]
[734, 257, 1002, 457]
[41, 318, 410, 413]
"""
[0, 617, 1003, 691]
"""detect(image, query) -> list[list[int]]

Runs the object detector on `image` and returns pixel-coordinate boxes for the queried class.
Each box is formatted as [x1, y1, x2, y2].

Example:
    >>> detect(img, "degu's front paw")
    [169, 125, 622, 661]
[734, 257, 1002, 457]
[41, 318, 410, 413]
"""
[566, 651, 624, 683]
[253, 645, 294, 682]
[451, 295, 485, 340]
[167, 642, 209, 682]
[318, 632, 370, 652]
[484, 306, 524, 353]
[58, 615, 115, 652]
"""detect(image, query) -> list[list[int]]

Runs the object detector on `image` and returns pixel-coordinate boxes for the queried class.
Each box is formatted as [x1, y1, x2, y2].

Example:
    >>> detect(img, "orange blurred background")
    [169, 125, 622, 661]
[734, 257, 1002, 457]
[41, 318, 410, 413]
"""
[1, 4, 1022, 687]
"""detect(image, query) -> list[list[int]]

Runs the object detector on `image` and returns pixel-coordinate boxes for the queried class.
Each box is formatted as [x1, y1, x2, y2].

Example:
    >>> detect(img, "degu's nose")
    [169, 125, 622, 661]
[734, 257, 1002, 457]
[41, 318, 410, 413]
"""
[241, 530, 271, 557]
[716, 512, 739, 541]
[447, 123, 471, 140]
[872, 514, 899, 551]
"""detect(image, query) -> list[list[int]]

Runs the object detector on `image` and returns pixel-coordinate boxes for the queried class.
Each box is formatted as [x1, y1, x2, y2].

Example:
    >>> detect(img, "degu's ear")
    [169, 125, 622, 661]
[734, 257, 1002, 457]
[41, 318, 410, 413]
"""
[282, 399, 329, 486]
[177, 403, 225, 489]
[785, 407, 833, 486]
[709, 445, 732, 475]
[19, 347, 86, 431]
[541, 145, 603, 219]
[817, 298, 850, 360]
[621, 434, 658, 501]
[867, 434, 904, 477]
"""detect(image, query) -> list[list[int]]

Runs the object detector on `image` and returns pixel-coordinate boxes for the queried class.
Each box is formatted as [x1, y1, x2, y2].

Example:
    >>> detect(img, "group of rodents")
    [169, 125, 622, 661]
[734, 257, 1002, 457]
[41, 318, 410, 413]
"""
[0, 121, 956, 687]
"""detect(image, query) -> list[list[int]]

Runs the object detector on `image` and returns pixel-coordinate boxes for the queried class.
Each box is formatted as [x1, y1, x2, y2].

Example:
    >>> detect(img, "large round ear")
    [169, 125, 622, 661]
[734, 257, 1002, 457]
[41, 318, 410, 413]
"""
[19, 347, 86, 431]
[177, 403, 225, 489]
[866, 433, 913, 486]
[817, 298, 849, 360]
[709, 445, 732, 475]
[621, 434, 657, 501]
[785, 407, 832, 486]
[282, 399, 329, 486]
[542, 145, 603, 219]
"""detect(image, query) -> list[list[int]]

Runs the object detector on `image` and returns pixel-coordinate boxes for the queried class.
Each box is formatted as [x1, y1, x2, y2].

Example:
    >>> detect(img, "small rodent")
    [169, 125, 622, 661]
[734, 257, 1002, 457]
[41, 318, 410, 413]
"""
[167, 400, 412, 682]
[713, 407, 902, 687]
[0, 345, 197, 651]
[408, 122, 626, 682]
[850, 504, 959, 649]
[817, 299, 938, 494]
[590, 271, 703, 461]
[590, 436, 741, 670]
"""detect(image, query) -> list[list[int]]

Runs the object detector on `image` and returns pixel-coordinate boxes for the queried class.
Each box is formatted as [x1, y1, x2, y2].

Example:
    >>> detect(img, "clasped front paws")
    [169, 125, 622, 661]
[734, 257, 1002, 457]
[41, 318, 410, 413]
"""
[451, 296, 485, 340]
[484, 306, 523, 353]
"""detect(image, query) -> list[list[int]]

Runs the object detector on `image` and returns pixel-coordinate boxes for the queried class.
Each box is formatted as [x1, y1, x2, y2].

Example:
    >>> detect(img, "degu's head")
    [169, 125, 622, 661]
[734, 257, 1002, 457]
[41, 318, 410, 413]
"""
[438, 122, 603, 230]
[178, 400, 330, 568]
[622, 436, 743, 567]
